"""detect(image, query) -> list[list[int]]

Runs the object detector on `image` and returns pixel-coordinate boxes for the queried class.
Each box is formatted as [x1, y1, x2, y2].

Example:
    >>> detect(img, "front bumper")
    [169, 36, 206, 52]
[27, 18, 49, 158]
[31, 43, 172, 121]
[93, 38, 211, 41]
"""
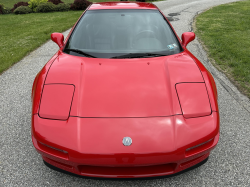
[32, 112, 219, 178]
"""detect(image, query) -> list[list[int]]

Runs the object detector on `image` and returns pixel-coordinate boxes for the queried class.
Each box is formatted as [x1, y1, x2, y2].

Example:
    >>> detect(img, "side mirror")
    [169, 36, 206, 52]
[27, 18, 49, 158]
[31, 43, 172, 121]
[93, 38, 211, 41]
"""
[51, 33, 64, 48]
[181, 32, 195, 48]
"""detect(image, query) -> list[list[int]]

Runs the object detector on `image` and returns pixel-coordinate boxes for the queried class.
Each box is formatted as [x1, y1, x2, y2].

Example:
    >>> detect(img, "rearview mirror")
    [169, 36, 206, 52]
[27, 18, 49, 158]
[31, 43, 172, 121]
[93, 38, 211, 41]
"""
[181, 32, 195, 48]
[51, 33, 64, 48]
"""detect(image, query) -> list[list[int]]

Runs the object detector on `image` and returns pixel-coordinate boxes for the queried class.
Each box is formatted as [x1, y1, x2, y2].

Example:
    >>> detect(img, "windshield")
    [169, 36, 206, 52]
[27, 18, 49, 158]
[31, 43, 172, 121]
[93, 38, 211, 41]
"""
[64, 9, 182, 58]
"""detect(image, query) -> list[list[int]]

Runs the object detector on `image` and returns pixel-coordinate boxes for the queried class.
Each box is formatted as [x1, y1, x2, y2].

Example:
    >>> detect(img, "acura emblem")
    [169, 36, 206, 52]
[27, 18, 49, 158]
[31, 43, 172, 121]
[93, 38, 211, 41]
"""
[123, 137, 132, 146]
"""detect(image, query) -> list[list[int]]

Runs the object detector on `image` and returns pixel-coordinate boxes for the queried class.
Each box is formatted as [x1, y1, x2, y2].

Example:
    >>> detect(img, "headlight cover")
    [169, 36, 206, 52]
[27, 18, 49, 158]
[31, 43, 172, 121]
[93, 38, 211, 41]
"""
[176, 83, 211, 118]
[39, 84, 75, 120]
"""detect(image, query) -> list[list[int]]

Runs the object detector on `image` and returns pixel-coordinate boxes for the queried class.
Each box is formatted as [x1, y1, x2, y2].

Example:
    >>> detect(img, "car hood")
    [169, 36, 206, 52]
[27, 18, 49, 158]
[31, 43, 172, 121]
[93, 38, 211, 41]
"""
[45, 52, 204, 117]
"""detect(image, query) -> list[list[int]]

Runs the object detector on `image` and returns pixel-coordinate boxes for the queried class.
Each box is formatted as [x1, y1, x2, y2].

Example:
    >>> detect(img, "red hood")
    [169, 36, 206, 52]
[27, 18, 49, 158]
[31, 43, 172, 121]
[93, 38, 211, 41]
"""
[45, 52, 204, 117]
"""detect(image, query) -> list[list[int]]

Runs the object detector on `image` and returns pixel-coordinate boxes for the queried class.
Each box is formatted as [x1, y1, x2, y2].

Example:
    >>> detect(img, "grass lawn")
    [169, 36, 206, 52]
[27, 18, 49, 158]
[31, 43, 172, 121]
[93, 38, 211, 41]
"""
[0, 0, 159, 74]
[195, 0, 250, 98]
[0, 11, 83, 74]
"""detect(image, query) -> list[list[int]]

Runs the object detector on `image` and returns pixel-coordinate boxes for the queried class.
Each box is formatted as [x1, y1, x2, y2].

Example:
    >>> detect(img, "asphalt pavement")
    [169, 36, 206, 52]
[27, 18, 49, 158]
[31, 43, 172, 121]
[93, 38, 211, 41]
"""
[1, 0, 250, 186]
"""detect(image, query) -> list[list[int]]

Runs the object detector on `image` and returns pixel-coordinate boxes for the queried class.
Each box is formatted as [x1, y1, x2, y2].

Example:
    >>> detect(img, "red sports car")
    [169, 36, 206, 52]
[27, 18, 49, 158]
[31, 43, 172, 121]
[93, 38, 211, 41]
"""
[31, 2, 219, 178]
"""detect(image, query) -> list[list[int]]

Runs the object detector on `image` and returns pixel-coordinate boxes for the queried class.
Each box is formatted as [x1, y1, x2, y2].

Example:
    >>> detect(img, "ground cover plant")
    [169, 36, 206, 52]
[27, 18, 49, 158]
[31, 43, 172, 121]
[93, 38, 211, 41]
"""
[0, 11, 82, 74]
[195, 0, 250, 98]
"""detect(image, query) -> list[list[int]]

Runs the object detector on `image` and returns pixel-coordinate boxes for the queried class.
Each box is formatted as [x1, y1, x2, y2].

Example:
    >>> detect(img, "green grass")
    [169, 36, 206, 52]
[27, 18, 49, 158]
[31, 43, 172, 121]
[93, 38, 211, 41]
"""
[0, 11, 83, 73]
[0, 0, 159, 74]
[195, 0, 250, 98]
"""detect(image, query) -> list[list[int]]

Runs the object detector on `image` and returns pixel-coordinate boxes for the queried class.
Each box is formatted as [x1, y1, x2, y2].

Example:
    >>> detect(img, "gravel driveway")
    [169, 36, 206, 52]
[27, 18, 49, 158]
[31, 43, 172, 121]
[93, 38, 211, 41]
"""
[1, 0, 250, 186]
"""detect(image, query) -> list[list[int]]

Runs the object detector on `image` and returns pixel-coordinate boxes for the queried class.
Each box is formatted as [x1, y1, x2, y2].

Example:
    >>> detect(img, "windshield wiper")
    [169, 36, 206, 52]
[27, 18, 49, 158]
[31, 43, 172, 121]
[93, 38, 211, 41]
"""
[64, 48, 96, 58]
[111, 53, 167, 59]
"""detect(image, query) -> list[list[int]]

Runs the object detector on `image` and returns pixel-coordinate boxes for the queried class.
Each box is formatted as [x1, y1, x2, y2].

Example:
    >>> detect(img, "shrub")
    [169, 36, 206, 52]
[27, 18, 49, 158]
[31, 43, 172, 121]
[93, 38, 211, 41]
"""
[28, 0, 48, 11]
[0, 4, 4, 14]
[55, 3, 70, 11]
[4, 7, 12, 14]
[70, 0, 92, 10]
[14, 6, 32, 14]
[0, 4, 12, 14]
[11, 2, 29, 12]
[48, 0, 64, 5]
[136, 0, 146, 2]
[36, 2, 56, 12]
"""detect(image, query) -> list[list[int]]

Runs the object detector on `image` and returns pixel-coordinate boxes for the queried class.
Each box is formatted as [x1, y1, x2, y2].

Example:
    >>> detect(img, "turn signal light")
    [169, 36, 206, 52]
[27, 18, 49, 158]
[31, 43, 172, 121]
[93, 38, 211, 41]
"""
[186, 138, 214, 156]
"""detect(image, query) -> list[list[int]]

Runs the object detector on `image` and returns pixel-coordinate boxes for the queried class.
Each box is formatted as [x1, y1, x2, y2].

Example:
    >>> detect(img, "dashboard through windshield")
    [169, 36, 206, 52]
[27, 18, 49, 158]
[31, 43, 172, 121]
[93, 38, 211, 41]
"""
[64, 9, 182, 58]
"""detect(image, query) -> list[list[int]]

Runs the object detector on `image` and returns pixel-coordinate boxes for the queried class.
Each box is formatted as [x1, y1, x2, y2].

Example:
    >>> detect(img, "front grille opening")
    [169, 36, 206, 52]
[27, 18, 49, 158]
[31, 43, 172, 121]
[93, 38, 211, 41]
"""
[44, 157, 73, 170]
[79, 163, 177, 176]
[180, 155, 204, 167]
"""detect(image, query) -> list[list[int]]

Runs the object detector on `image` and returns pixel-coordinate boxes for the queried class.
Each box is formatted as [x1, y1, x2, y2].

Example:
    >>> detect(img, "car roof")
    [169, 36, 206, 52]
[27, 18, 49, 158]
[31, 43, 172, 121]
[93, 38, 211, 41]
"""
[89, 2, 158, 10]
